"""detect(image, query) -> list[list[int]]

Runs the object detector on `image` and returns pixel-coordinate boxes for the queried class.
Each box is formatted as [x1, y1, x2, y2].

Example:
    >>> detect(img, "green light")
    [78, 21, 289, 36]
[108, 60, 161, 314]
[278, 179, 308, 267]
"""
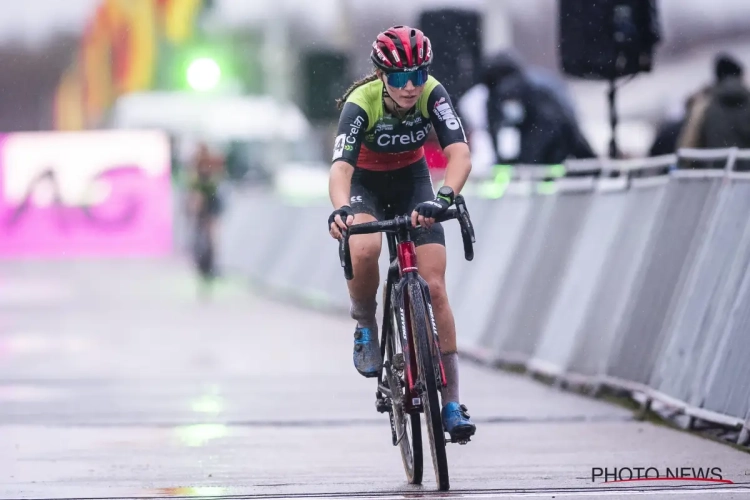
[174, 424, 228, 447]
[191, 394, 223, 414]
[186, 57, 221, 91]
[548, 164, 566, 177]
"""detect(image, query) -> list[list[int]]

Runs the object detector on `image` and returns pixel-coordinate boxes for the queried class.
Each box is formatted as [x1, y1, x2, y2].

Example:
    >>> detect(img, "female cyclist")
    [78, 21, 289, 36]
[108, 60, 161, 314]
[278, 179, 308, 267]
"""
[327, 25, 475, 441]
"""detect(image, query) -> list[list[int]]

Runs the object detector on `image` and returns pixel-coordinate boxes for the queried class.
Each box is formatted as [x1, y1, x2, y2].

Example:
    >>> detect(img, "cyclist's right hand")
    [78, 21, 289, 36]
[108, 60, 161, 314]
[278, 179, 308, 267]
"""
[328, 205, 355, 240]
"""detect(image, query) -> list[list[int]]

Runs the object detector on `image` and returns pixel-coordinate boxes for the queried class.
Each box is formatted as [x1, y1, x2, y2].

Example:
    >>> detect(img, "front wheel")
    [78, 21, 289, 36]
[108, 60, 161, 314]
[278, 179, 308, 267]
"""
[193, 219, 215, 280]
[408, 280, 449, 491]
[386, 285, 423, 484]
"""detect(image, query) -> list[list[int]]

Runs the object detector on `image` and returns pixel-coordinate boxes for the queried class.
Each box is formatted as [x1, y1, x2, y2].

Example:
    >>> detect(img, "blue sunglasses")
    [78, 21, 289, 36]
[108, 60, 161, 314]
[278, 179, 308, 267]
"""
[386, 68, 429, 89]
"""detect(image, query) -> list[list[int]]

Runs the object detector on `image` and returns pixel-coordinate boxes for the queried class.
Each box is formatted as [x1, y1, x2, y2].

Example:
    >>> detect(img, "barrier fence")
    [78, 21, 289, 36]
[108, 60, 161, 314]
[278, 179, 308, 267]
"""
[216, 147, 750, 446]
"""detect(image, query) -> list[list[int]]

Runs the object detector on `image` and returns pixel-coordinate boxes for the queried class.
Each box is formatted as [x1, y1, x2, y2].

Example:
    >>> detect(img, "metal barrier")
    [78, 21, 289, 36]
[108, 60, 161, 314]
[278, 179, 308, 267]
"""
[455, 184, 534, 356]
[480, 181, 559, 365]
[218, 186, 270, 279]
[502, 177, 596, 365]
[650, 168, 750, 422]
[528, 175, 631, 380]
[567, 172, 670, 384]
[603, 168, 725, 392]
[444, 197, 494, 301]
[702, 249, 750, 426]
[217, 148, 750, 446]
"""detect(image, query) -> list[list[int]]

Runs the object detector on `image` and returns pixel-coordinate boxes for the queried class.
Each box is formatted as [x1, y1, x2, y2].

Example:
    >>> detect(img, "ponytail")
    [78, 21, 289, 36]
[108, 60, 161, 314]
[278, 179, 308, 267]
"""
[336, 70, 379, 110]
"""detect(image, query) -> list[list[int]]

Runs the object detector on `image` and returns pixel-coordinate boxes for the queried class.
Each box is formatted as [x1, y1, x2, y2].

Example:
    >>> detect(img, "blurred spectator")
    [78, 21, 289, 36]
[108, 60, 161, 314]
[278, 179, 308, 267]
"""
[678, 53, 749, 149]
[648, 99, 690, 156]
[697, 66, 750, 149]
[458, 51, 596, 172]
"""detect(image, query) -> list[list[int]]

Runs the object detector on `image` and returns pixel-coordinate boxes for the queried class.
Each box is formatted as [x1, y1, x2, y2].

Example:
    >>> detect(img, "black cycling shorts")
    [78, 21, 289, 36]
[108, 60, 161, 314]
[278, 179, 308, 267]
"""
[349, 157, 445, 247]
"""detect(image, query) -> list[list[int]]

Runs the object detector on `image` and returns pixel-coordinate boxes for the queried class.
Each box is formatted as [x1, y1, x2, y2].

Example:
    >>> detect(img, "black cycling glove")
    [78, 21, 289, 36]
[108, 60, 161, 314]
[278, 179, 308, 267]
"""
[413, 186, 454, 219]
[328, 205, 355, 229]
[413, 198, 450, 219]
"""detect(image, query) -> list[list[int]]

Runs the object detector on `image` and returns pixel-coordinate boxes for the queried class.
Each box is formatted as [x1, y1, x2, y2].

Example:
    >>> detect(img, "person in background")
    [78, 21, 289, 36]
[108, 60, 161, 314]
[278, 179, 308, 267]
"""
[678, 53, 748, 149]
[458, 51, 596, 169]
[696, 56, 750, 149]
[648, 99, 689, 157]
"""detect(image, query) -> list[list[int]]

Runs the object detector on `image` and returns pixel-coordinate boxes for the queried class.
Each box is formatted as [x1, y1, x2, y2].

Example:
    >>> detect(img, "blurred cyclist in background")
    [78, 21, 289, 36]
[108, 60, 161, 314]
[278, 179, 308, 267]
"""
[326, 25, 476, 442]
[186, 142, 225, 292]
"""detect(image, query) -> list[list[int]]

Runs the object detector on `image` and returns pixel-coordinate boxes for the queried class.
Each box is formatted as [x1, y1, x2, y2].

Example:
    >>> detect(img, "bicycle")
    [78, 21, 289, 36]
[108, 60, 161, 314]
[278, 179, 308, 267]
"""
[187, 190, 219, 295]
[192, 212, 215, 280]
[338, 195, 476, 491]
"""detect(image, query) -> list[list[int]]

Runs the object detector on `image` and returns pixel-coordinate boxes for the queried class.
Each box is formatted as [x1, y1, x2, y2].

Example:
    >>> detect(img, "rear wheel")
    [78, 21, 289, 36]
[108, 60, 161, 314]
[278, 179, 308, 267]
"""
[386, 285, 423, 484]
[408, 280, 449, 491]
[193, 218, 214, 279]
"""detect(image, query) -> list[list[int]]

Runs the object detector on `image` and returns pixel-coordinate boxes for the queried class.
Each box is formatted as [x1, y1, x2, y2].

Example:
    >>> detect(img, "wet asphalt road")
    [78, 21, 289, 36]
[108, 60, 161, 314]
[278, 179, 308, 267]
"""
[0, 259, 748, 500]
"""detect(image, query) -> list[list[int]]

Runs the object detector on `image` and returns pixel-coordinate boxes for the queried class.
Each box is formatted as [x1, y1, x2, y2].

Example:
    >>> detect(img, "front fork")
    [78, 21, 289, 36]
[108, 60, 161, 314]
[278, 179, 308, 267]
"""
[376, 239, 447, 447]
[379, 267, 446, 408]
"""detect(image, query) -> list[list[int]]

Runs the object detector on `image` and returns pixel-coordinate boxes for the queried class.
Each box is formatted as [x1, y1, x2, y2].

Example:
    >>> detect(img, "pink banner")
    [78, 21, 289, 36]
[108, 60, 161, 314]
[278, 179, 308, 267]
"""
[0, 130, 173, 258]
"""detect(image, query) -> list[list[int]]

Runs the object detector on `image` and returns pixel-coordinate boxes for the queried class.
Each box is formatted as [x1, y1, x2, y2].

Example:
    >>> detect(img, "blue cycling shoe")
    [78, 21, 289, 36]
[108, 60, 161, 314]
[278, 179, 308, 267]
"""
[442, 402, 476, 443]
[353, 326, 382, 378]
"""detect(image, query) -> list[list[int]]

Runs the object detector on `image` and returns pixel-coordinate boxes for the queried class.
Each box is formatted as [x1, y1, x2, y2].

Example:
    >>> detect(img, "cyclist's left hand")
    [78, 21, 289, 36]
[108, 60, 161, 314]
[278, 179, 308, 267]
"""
[411, 197, 449, 229]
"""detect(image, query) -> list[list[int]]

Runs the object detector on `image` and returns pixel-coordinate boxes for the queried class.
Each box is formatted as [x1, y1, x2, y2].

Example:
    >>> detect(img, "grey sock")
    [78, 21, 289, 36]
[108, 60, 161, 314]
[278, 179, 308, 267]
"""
[441, 352, 460, 406]
[350, 296, 377, 331]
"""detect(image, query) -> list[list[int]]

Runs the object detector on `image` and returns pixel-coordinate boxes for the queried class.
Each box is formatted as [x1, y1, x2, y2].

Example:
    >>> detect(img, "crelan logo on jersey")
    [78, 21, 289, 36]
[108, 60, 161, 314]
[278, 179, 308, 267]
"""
[332, 115, 366, 160]
[347, 115, 365, 144]
[376, 124, 432, 147]
[433, 97, 460, 131]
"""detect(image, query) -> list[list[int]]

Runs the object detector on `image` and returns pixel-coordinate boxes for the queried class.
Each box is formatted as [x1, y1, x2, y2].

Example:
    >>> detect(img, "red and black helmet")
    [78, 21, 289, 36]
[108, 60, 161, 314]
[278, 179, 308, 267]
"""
[370, 25, 433, 72]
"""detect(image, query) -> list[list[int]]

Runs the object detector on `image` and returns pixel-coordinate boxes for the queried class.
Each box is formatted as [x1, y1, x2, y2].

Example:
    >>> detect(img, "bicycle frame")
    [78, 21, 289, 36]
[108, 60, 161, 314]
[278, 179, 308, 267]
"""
[338, 195, 475, 417]
[379, 224, 447, 415]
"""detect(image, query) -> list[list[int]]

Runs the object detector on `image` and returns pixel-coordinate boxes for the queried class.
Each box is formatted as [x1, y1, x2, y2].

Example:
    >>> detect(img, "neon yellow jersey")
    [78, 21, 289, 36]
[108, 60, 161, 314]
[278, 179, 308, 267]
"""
[332, 75, 467, 170]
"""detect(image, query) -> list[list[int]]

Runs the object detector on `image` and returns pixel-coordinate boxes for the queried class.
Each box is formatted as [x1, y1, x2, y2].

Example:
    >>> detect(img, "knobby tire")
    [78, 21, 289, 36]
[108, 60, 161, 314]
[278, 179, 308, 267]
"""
[408, 280, 449, 491]
[386, 284, 423, 484]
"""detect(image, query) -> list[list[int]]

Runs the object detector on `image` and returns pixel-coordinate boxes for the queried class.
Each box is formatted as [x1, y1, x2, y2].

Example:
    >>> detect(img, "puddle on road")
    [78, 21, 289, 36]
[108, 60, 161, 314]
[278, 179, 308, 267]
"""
[155, 486, 228, 496]
[174, 423, 229, 447]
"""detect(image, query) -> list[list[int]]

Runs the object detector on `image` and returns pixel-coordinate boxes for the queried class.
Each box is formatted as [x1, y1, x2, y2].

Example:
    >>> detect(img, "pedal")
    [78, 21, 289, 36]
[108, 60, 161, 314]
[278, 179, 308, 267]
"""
[392, 353, 405, 370]
[414, 380, 425, 394]
[446, 426, 475, 445]
[376, 397, 391, 413]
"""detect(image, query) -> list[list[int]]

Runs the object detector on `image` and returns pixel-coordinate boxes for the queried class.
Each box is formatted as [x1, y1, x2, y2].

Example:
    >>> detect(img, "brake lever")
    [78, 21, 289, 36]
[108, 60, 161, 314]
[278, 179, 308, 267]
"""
[338, 228, 346, 265]
[455, 195, 476, 243]
[338, 227, 352, 276]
